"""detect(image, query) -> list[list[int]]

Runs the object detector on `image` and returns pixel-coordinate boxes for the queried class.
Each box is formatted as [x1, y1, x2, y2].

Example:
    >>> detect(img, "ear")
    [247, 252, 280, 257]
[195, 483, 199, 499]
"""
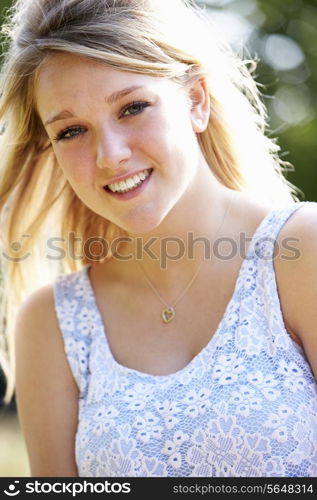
[188, 77, 210, 133]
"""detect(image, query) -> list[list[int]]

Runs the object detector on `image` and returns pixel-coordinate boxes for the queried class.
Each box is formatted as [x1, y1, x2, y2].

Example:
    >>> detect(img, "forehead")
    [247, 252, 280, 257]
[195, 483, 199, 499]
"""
[36, 52, 156, 84]
[35, 52, 176, 115]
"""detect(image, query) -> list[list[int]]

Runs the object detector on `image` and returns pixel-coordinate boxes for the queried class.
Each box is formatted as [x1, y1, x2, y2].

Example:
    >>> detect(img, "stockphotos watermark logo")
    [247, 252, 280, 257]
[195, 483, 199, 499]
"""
[4, 481, 20, 496]
[2, 232, 301, 269]
[3, 480, 131, 496]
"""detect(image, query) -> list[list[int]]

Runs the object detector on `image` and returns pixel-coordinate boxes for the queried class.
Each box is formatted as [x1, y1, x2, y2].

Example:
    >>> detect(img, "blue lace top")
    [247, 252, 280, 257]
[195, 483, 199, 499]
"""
[53, 202, 317, 477]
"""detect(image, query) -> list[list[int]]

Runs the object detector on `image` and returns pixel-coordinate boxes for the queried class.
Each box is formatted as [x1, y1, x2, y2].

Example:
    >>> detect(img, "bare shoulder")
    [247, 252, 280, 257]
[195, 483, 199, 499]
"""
[15, 284, 65, 377]
[275, 202, 317, 300]
[278, 202, 317, 242]
[15, 284, 79, 476]
[274, 202, 317, 380]
[16, 283, 58, 333]
[15, 283, 71, 370]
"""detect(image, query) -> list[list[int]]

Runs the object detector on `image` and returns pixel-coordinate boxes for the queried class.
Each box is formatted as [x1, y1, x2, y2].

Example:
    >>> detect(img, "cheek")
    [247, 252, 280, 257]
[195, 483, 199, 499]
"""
[138, 107, 193, 158]
[151, 112, 198, 169]
[54, 147, 94, 185]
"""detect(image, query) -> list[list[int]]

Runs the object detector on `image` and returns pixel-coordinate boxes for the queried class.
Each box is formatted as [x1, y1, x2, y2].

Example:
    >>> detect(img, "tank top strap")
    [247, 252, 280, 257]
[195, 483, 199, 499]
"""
[252, 201, 313, 259]
[248, 201, 316, 348]
[53, 267, 95, 397]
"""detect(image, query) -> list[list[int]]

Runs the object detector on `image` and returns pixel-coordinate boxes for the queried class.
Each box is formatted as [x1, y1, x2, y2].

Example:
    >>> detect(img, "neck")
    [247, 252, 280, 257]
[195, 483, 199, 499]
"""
[111, 163, 238, 289]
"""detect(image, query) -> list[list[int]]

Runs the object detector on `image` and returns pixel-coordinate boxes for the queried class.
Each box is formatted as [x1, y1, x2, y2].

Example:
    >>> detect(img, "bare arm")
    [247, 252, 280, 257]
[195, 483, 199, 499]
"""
[15, 285, 79, 477]
[275, 203, 317, 381]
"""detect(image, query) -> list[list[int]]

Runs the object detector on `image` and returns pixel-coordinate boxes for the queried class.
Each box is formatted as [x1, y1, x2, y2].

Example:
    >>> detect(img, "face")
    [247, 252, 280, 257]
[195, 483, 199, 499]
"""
[35, 53, 207, 234]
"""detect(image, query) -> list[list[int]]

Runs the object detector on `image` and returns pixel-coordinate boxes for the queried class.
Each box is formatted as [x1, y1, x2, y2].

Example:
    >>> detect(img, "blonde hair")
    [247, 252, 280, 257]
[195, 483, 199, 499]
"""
[0, 0, 302, 402]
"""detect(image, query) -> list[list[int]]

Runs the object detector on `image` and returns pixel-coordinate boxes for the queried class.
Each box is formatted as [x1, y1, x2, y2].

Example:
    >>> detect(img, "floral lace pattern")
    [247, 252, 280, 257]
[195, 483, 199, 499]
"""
[53, 202, 317, 477]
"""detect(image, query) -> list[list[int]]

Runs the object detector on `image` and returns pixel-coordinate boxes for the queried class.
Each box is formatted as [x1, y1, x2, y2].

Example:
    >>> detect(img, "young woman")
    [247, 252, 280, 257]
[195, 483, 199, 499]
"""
[0, 0, 316, 477]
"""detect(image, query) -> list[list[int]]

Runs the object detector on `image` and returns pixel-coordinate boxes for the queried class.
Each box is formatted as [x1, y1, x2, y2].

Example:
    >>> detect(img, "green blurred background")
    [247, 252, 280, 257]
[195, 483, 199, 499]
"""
[199, 0, 317, 202]
[0, 0, 316, 477]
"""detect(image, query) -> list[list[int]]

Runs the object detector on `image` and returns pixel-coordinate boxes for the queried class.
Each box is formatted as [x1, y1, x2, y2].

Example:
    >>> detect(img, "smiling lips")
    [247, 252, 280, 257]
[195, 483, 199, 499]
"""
[105, 168, 153, 193]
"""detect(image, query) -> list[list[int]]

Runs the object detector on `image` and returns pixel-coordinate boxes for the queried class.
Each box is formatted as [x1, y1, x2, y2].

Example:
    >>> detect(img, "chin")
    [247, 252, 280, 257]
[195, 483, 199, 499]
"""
[122, 212, 167, 236]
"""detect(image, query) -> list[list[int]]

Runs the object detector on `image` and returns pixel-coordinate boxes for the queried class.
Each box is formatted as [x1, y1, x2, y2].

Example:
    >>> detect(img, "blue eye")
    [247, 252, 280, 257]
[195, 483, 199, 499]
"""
[54, 126, 86, 142]
[53, 101, 150, 142]
[120, 101, 151, 118]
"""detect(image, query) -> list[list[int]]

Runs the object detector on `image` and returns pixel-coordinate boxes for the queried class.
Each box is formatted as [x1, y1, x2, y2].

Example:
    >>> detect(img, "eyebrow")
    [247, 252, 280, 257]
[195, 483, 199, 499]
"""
[44, 85, 145, 126]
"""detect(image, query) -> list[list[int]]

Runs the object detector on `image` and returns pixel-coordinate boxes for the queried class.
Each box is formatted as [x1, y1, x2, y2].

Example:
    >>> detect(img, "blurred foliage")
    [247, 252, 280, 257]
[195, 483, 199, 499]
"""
[203, 0, 317, 200]
[0, 0, 316, 199]
[0, 410, 29, 476]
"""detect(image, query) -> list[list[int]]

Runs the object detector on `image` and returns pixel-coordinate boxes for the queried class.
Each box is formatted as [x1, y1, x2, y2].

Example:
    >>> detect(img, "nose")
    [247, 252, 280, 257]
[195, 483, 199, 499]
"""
[96, 126, 132, 169]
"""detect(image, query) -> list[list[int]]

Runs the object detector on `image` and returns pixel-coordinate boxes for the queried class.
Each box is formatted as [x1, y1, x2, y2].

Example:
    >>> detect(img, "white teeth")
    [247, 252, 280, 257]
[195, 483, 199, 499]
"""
[107, 169, 151, 193]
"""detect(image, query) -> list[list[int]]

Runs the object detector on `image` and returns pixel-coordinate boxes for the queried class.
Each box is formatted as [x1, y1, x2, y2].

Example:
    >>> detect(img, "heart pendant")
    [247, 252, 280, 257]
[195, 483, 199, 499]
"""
[162, 307, 175, 323]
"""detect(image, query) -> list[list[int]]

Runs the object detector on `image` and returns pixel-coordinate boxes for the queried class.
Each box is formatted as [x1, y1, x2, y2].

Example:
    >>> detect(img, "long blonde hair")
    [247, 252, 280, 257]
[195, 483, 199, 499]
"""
[0, 0, 302, 402]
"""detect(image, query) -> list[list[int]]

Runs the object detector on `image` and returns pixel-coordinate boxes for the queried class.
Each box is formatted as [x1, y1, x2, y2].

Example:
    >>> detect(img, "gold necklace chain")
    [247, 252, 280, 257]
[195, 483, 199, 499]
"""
[136, 191, 236, 323]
